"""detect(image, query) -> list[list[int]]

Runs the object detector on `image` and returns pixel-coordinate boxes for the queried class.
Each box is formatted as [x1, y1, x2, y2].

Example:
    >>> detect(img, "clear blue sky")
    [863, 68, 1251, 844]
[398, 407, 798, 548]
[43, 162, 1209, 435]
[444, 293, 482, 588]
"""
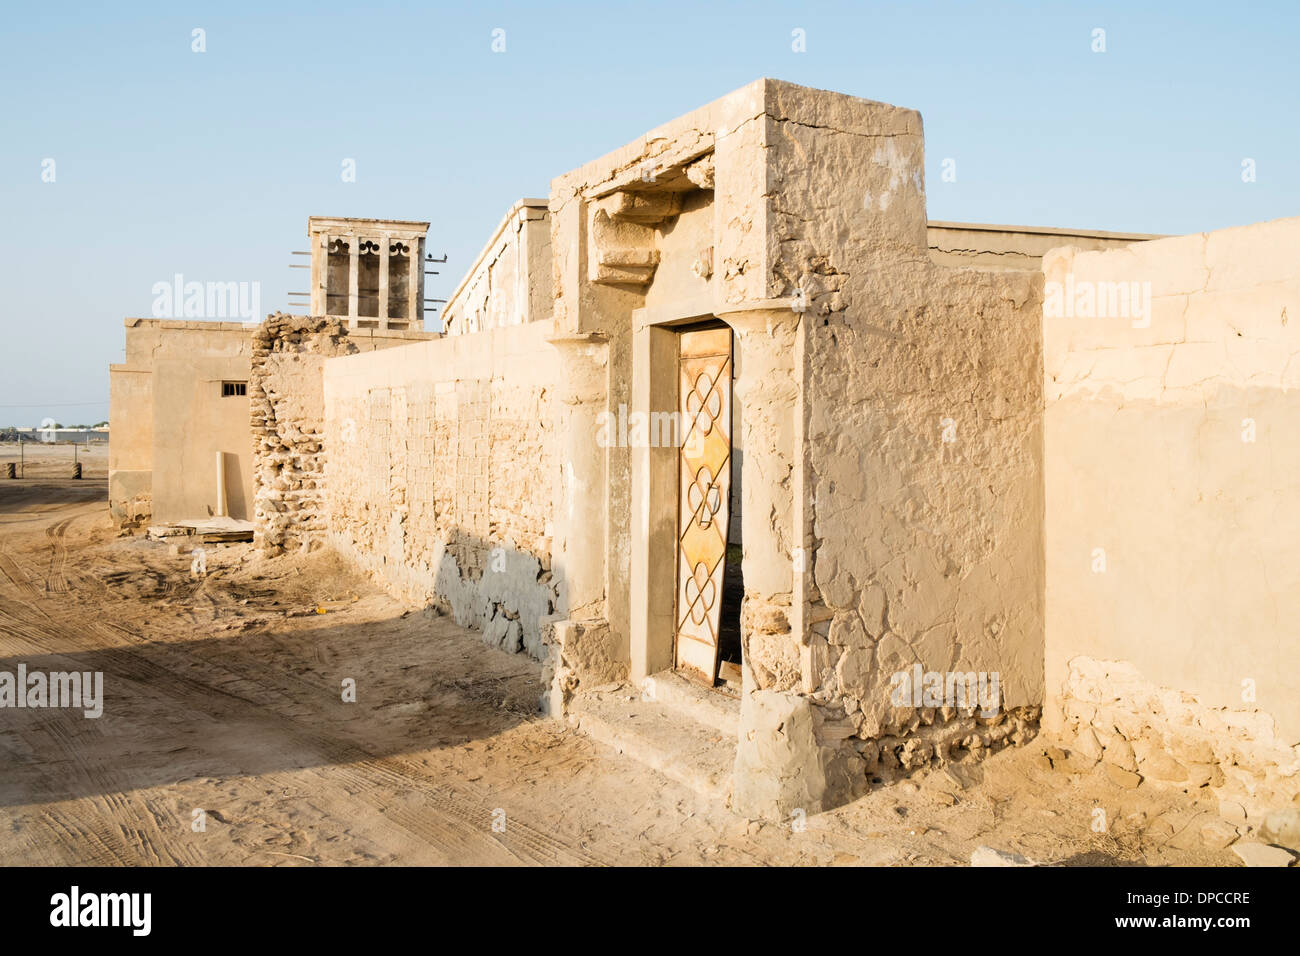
[2, 0, 1296, 425]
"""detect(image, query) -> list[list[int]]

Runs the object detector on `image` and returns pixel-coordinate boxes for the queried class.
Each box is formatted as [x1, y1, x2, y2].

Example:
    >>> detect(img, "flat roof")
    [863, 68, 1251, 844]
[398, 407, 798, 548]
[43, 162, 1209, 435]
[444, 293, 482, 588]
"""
[927, 220, 1167, 241]
[308, 216, 430, 230]
[123, 318, 257, 331]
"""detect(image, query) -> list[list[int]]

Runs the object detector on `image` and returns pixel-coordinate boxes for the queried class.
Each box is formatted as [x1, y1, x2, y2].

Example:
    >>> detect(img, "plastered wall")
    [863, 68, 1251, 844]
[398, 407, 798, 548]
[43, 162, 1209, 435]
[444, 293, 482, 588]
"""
[109, 320, 254, 526]
[441, 200, 552, 335]
[538, 81, 1049, 814]
[1043, 217, 1300, 815]
[750, 84, 1046, 793]
[323, 320, 561, 658]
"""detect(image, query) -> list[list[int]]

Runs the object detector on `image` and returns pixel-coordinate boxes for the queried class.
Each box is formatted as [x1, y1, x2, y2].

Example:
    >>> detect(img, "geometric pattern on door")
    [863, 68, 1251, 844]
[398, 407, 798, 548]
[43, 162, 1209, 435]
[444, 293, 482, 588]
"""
[674, 325, 733, 685]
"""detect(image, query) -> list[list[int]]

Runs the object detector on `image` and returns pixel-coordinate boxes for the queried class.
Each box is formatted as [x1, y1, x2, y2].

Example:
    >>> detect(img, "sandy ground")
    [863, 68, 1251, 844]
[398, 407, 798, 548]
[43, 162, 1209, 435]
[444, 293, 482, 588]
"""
[0, 478, 1236, 866]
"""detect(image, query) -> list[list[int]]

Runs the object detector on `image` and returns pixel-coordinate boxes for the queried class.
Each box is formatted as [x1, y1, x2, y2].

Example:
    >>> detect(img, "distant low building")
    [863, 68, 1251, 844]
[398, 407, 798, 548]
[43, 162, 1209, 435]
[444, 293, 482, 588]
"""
[108, 216, 439, 529]
[11, 427, 108, 443]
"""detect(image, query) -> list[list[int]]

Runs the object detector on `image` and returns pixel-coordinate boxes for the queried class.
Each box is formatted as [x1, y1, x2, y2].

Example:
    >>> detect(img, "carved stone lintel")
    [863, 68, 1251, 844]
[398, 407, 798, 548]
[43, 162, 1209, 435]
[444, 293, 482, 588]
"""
[586, 175, 712, 287]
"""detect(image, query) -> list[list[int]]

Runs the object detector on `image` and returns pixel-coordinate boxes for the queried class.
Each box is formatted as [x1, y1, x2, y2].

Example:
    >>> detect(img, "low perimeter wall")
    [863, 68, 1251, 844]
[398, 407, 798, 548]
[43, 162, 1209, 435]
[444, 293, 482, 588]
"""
[322, 319, 561, 659]
[1043, 216, 1300, 821]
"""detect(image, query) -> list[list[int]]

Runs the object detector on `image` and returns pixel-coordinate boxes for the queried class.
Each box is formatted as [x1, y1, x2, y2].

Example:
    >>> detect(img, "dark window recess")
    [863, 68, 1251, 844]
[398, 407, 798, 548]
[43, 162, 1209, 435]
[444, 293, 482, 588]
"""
[222, 381, 247, 397]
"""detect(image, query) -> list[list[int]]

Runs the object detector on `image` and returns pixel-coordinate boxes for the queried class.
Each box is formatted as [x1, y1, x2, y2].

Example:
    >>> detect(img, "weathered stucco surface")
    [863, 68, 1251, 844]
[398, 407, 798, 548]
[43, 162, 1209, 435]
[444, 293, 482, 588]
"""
[1043, 217, 1300, 819]
[322, 320, 561, 659]
[109, 319, 255, 527]
[539, 79, 1049, 815]
[802, 259, 1046, 770]
[762, 82, 1046, 810]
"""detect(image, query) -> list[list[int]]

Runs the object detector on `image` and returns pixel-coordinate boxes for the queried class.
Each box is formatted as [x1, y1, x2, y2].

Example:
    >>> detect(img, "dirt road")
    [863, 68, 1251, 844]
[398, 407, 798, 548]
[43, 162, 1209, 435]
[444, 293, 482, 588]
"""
[0, 479, 1232, 866]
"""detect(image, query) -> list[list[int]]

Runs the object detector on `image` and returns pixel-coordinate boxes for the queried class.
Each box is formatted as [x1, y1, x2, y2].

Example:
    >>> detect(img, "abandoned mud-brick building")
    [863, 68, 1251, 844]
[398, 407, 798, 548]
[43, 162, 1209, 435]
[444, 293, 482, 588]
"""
[113, 79, 1300, 821]
[108, 218, 440, 530]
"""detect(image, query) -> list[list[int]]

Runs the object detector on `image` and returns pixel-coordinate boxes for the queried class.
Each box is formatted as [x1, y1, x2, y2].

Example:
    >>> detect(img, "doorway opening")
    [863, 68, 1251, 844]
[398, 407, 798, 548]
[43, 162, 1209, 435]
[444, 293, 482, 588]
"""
[673, 321, 744, 690]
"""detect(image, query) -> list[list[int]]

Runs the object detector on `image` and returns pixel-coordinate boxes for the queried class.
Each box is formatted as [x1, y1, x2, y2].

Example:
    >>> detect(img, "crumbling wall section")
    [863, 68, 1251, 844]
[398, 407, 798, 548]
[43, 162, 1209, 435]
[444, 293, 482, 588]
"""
[323, 320, 561, 659]
[250, 314, 360, 553]
[1058, 657, 1300, 827]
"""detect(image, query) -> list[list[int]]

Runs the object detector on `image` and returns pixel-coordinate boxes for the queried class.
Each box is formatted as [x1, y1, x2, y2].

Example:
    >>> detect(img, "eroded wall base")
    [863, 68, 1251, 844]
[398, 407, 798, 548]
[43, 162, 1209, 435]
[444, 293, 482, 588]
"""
[108, 470, 152, 530]
[322, 319, 561, 663]
[734, 673, 1041, 818]
[539, 618, 625, 715]
[1053, 656, 1300, 827]
[328, 529, 561, 660]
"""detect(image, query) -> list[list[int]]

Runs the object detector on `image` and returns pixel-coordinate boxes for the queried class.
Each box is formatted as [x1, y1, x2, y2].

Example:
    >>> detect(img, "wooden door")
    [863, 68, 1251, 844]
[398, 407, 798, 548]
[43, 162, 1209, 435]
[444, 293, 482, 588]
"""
[674, 326, 733, 684]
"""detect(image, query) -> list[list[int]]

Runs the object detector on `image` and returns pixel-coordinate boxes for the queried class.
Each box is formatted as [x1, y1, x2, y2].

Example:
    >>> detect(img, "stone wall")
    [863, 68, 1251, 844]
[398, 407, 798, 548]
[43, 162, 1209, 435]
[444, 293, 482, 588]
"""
[250, 315, 357, 553]
[1057, 657, 1299, 826]
[249, 313, 438, 554]
[1042, 217, 1300, 820]
[322, 320, 561, 659]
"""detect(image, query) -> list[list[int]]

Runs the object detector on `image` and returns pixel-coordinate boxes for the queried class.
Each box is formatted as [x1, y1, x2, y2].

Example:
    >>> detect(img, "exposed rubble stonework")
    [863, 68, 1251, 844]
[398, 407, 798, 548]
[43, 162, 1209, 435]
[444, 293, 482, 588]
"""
[1057, 657, 1300, 828]
[249, 313, 436, 554]
[250, 314, 360, 554]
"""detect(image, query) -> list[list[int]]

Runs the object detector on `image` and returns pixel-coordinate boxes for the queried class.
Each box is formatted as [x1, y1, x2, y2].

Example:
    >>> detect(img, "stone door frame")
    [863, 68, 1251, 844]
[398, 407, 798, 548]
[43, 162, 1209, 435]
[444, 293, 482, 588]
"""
[629, 299, 804, 687]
